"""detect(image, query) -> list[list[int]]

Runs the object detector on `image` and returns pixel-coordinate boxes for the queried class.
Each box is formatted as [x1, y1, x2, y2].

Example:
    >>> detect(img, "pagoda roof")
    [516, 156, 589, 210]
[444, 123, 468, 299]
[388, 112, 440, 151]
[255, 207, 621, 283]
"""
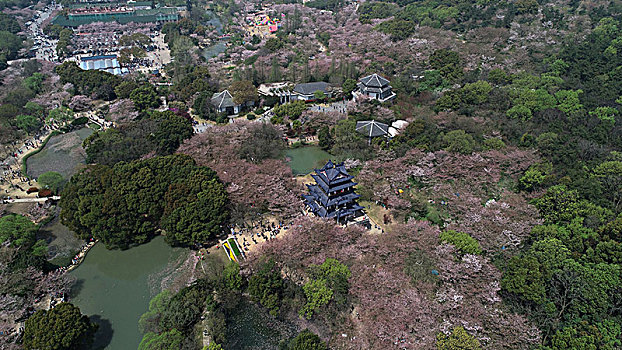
[359, 73, 390, 88]
[306, 184, 360, 207]
[303, 194, 364, 219]
[310, 173, 354, 192]
[314, 160, 351, 183]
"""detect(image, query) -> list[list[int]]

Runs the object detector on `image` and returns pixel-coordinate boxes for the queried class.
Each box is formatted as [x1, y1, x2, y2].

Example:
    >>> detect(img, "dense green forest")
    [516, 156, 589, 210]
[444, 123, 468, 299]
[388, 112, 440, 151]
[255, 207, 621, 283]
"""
[60, 154, 229, 249]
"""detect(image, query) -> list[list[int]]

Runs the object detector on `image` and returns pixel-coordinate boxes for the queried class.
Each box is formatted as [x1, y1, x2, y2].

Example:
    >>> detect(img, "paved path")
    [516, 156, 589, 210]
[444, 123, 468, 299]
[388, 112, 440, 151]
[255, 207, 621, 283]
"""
[3, 196, 60, 204]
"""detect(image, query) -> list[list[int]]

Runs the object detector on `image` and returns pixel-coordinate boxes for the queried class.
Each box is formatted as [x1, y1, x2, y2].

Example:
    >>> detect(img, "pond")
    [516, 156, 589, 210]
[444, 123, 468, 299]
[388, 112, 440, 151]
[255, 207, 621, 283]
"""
[202, 10, 228, 60]
[285, 146, 333, 175]
[39, 208, 85, 266]
[225, 299, 297, 349]
[26, 127, 93, 180]
[69, 236, 186, 350]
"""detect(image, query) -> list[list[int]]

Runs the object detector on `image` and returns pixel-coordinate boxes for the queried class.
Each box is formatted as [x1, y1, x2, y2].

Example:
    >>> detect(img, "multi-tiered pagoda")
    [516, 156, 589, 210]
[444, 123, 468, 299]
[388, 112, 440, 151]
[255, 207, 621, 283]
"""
[303, 161, 366, 224]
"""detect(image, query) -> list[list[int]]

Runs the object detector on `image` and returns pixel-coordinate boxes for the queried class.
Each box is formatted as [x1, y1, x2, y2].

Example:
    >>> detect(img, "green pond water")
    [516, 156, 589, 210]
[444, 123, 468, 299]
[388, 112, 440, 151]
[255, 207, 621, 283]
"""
[285, 146, 333, 175]
[69, 236, 185, 350]
[27, 127, 93, 180]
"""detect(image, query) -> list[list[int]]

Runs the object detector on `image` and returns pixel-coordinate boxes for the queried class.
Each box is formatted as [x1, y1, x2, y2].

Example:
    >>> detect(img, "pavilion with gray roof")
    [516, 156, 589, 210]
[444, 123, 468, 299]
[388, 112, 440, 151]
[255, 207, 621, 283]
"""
[290, 81, 332, 101]
[354, 73, 396, 102]
[211, 90, 242, 115]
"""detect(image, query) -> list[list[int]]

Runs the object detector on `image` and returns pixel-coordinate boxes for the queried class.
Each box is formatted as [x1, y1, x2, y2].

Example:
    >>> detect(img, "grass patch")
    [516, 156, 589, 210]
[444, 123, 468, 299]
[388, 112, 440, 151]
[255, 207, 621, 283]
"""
[228, 238, 241, 257]
[48, 250, 78, 268]
[88, 122, 101, 130]
[21, 130, 61, 179]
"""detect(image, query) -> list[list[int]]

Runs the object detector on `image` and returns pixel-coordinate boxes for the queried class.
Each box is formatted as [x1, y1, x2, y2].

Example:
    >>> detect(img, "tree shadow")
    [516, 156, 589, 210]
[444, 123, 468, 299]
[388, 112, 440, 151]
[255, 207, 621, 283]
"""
[89, 315, 113, 350]
[68, 278, 85, 299]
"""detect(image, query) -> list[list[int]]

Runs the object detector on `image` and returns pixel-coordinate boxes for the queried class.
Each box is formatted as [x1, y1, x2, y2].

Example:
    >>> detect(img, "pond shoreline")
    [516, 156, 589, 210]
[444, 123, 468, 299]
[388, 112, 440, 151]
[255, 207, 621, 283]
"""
[64, 240, 98, 273]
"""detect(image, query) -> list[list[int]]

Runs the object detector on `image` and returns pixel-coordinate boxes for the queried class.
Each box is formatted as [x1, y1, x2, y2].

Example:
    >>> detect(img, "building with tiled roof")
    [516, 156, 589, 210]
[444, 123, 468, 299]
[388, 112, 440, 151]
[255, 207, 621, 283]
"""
[354, 73, 396, 102]
[211, 90, 241, 115]
[291, 81, 332, 101]
[302, 160, 366, 225]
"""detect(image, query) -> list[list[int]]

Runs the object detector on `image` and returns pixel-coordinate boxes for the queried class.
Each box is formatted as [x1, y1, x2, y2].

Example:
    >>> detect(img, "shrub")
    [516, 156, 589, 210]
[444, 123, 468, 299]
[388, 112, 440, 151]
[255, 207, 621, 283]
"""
[38, 189, 53, 197]
[440, 230, 482, 255]
[483, 137, 506, 150]
[71, 116, 88, 126]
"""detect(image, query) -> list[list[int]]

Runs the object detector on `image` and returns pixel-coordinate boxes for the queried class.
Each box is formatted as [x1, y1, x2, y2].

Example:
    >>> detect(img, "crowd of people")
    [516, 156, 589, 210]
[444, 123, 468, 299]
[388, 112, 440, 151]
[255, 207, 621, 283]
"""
[53, 239, 97, 276]
[229, 219, 292, 253]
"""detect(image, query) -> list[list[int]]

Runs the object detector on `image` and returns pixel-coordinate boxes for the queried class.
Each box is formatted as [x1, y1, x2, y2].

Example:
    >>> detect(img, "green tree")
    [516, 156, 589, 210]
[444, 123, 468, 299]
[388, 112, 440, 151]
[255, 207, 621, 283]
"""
[139, 290, 172, 334]
[593, 161, 622, 211]
[0, 214, 39, 249]
[313, 90, 326, 101]
[555, 89, 583, 115]
[488, 68, 510, 84]
[506, 104, 533, 121]
[436, 326, 482, 350]
[331, 118, 372, 160]
[0, 31, 22, 68]
[483, 137, 505, 150]
[114, 80, 139, 99]
[287, 329, 327, 350]
[22, 73, 44, 93]
[299, 258, 351, 318]
[15, 114, 41, 133]
[429, 49, 463, 82]
[300, 279, 333, 319]
[161, 170, 229, 247]
[130, 85, 161, 112]
[229, 80, 258, 105]
[223, 262, 242, 290]
[265, 37, 284, 52]
[247, 259, 284, 316]
[204, 343, 223, 350]
[149, 110, 194, 155]
[24, 102, 45, 119]
[159, 284, 207, 332]
[519, 168, 546, 191]
[38, 171, 66, 193]
[138, 329, 184, 350]
[342, 78, 357, 96]
[548, 321, 621, 350]
[23, 303, 98, 350]
[61, 154, 228, 249]
[317, 126, 334, 150]
[512, 89, 556, 113]
[461, 80, 492, 104]
[590, 106, 618, 125]
[442, 130, 475, 154]
[308, 258, 351, 297]
[47, 107, 74, 123]
[273, 100, 307, 120]
[439, 230, 482, 255]
[501, 255, 546, 303]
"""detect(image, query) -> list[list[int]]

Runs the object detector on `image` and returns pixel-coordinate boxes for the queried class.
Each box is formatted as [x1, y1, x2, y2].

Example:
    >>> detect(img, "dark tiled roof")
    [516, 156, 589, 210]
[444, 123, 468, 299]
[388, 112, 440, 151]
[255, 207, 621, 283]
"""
[211, 90, 237, 109]
[304, 160, 364, 221]
[293, 81, 330, 95]
[357, 82, 392, 94]
[359, 73, 390, 88]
